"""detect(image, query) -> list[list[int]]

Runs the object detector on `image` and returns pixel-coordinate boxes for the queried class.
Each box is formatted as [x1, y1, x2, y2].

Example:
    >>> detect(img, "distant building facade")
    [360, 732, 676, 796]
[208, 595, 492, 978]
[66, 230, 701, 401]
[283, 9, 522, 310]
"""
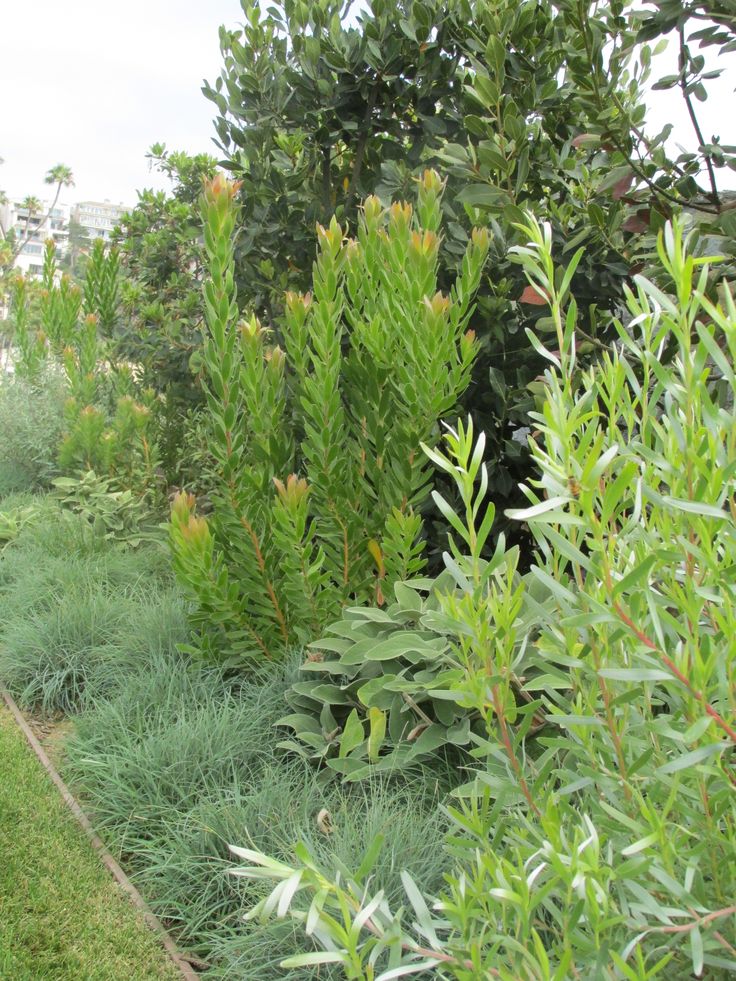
[71, 200, 129, 243]
[0, 198, 71, 278]
[0, 196, 130, 283]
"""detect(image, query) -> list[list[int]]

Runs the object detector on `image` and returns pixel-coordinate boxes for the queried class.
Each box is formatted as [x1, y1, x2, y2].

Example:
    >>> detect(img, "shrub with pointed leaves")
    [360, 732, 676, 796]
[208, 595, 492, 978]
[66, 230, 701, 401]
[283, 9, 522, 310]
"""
[169, 170, 489, 666]
[82, 237, 121, 336]
[8, 240, 158, 496]
[226, 220, 736, 978]
[8, 275, 46, 380]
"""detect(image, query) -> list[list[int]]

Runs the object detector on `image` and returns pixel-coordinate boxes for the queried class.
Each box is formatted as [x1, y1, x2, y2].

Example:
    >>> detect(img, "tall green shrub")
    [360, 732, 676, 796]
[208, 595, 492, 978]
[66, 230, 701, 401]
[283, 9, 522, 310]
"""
[8, 274, 46, 380]
[170, 171, 489, 665]
[6, 242, 157, 495]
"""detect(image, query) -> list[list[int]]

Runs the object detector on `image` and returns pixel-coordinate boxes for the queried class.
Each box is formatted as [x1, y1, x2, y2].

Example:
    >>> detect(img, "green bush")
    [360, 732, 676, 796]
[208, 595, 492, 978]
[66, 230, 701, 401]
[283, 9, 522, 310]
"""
[278, 420, 560, 782]
[0, 370, 67, 493]
[170, 172, 489, 667]
[52, 470, 156, 546]
[7, 239, 161, 500]
[226, 221, 736, 978]
[205, 0, 736, 526]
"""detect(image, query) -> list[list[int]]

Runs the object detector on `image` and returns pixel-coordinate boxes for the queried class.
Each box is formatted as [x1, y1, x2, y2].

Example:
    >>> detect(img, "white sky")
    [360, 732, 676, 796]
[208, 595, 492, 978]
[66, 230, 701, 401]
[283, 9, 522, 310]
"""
[0, 0, 243, 207]
[1, 2, 734, 209]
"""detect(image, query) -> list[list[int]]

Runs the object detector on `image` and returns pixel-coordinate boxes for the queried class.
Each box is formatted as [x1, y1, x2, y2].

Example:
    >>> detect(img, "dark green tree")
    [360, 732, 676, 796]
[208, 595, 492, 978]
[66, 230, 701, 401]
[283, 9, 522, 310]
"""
[112, 147, 220, 485]
[113, 146, 219, 394]
[204, 0, 736, 531]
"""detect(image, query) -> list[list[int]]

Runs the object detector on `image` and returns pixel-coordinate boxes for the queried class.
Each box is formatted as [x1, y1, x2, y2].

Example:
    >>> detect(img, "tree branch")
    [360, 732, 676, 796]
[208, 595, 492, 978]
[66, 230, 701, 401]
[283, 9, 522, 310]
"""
[344, 80, 379, 214]
[678, 23, 720, 208]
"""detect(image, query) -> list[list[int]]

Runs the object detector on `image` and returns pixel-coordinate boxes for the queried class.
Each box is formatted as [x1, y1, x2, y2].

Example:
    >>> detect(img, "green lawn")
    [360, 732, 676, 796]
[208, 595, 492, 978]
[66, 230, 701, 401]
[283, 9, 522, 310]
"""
[0, 706, 180, 981]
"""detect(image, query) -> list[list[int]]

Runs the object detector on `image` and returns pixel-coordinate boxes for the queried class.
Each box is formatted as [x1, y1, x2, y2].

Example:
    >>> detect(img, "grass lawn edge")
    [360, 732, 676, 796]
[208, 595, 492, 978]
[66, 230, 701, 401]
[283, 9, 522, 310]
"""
[0, 688, 200, 981]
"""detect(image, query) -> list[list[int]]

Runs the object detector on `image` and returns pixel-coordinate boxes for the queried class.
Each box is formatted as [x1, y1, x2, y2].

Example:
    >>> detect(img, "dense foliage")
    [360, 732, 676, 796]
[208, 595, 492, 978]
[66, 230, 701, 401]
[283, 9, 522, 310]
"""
[230, 222, 736, 978]
[113, 146, 218, 396]
[1, 2, 735, 978]
[170, 171, 488, 665]
[7, 238, 159, 503]
[203, 0, 736, 511]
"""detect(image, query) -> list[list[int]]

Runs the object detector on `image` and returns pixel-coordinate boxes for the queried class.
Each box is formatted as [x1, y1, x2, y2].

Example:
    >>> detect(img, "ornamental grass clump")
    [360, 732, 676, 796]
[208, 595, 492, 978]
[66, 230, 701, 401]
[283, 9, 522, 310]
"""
[63, 652, 452, 977]
[226, 220, 736, 979]
[170, 171, 489, 666]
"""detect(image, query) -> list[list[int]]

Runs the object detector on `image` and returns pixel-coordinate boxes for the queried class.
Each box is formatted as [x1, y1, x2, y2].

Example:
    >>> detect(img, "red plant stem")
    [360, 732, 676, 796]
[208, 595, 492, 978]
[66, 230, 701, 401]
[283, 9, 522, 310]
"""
[613, 602, 736, 745]
[240, 515, 289, 645]
[653, 905, 736, 935]
[592, 638, 632, 801]
[493, 691, 542, 817]
[714, 932, 736, 958]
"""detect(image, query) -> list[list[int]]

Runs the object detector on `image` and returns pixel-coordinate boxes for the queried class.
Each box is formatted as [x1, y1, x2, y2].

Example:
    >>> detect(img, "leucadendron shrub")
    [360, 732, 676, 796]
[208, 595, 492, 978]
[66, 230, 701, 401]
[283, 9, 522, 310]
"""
[170, 172, 489, 666]
[8, 240, 159, 500]
[225, 219, 736, 978]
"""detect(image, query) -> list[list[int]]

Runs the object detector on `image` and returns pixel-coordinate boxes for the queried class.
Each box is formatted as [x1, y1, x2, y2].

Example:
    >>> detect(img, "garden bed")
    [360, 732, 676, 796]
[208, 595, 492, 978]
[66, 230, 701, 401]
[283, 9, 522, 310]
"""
[0, 496, 450, 978]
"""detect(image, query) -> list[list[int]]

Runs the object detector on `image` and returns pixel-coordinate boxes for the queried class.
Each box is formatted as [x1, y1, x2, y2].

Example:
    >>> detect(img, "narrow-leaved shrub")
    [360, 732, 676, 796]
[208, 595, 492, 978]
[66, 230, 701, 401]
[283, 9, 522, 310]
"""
[228, 220, 736, 978]
[0, 369, 67, 493]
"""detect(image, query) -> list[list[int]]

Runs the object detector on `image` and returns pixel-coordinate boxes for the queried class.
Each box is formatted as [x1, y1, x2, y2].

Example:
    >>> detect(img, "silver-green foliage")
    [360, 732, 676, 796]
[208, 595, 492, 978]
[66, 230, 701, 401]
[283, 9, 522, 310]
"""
[226, 220, 736, 978]
[63, 651, 452, 979]
[52, 470, 154, 546]
[0, 369, 67, 492]
[0, 498, 180, 714]
[279, 575, 473, 781]
[278, 427, 553, 781]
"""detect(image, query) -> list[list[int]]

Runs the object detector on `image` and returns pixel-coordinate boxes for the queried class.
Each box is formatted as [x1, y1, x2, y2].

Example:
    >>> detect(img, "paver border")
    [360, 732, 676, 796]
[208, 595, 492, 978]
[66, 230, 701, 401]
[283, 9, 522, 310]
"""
[1, 688, 200, 981]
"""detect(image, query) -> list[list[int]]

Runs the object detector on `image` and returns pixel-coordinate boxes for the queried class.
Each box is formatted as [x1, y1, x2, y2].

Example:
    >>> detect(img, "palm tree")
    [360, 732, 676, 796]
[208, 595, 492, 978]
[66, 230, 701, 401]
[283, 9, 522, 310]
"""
[18, 195, 42, 251]
[44, 164, 75, 214]
[19, 195, 42, 213]
[10, 164, 74, 259]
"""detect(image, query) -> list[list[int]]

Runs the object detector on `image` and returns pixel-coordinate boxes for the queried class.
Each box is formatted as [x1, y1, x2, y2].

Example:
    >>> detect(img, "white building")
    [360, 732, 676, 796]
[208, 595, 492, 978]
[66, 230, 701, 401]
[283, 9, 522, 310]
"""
[71, 200, 129, 243]
[0, 194, 131, 285]
[0, 198, 71, 278]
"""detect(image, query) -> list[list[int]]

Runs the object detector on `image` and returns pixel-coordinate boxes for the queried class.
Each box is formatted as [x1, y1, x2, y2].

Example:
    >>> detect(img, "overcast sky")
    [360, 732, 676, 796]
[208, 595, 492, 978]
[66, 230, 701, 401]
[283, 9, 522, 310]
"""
[1, 1, 734, 209]
[0, 0, 243, 207]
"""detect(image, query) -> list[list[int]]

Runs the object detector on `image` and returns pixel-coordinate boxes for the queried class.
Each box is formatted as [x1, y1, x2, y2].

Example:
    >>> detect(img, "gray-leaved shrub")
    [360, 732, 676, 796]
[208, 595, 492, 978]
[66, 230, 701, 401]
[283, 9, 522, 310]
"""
[0, 370, 67, 493]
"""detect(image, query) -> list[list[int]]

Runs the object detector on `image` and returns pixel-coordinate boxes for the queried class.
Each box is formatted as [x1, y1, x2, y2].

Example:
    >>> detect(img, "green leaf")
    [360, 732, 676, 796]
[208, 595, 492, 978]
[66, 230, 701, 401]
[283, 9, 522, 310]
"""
[400, 870, 439, 946]
[355, 833, 385, 881]
[367, 706, 386, 762]
[663, 496, 728, 519]
[281, 952, 347, 967]
[339, 709, 365, 758]
[690, 927, 704, 977]
[657, 742, 727, 775]
[621, 832, 660, 856]
[612, 554, 657, 598]
[456, 183, 507, 208]
[506, 495, 572, 521]
[598, 668, 672, 682]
